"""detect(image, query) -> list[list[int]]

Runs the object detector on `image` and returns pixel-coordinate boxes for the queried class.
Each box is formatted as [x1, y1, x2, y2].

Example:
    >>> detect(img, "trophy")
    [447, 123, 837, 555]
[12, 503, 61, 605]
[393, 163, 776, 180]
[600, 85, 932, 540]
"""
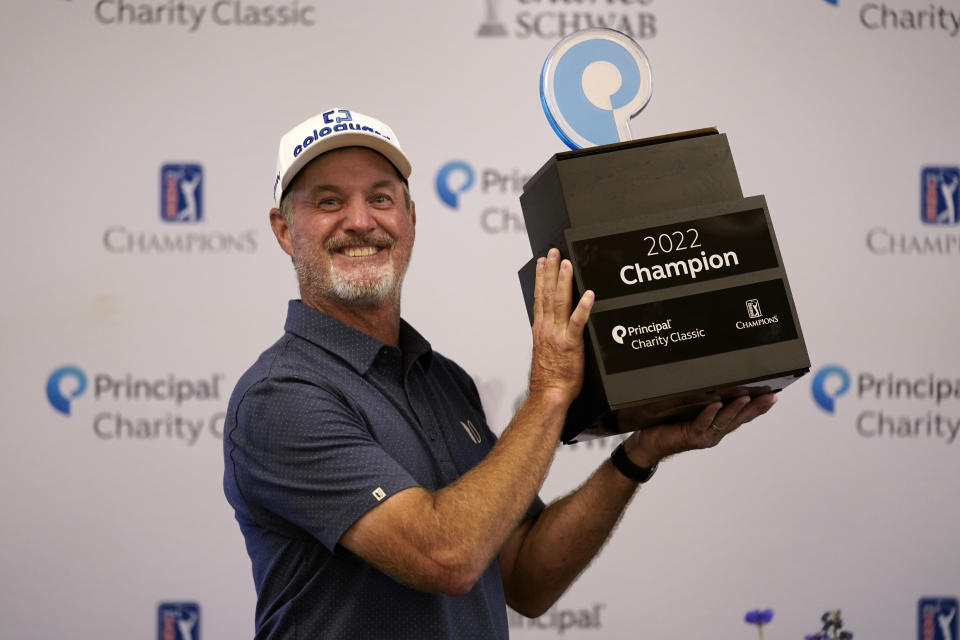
[518, 28, 810, 444]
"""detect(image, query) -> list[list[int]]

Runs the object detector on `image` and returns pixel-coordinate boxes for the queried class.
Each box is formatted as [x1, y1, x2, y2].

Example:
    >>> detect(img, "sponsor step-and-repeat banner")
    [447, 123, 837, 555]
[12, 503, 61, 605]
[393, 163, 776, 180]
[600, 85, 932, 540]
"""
[2, 1, 958, 638]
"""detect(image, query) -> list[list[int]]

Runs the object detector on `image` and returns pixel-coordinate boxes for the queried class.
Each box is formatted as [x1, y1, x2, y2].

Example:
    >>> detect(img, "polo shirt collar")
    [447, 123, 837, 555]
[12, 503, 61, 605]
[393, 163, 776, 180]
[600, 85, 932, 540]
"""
[283, 300, 432, 375]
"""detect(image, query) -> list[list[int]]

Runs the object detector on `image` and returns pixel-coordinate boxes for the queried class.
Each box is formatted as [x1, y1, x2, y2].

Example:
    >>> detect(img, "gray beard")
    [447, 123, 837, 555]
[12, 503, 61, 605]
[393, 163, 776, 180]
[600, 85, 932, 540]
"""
[294, 254, 405, 307]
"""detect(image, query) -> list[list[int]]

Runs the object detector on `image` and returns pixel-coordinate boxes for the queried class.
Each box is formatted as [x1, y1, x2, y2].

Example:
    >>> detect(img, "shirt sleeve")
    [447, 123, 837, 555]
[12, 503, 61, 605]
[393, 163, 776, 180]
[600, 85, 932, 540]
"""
[227, 375, 421, 551]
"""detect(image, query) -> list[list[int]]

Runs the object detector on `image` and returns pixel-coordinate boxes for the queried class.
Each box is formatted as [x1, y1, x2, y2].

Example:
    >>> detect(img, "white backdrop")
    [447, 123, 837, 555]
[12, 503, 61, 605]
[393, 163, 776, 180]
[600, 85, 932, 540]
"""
[2, 1, 959, 638]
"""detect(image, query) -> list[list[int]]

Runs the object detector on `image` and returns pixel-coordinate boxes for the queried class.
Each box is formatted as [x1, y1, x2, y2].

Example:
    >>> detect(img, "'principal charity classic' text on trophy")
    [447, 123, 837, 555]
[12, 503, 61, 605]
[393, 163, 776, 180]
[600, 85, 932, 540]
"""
[518, 28, 810, 444]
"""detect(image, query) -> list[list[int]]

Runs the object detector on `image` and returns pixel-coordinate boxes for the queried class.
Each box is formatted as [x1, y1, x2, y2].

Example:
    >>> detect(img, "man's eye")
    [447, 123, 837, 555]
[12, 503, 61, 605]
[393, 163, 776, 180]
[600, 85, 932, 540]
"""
[372, 194, 393, 205]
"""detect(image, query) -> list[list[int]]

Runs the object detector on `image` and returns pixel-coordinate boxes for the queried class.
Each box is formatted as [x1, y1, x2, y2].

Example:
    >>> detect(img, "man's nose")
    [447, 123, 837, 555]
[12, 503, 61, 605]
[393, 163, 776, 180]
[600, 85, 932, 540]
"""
[341, 197, 376, 232]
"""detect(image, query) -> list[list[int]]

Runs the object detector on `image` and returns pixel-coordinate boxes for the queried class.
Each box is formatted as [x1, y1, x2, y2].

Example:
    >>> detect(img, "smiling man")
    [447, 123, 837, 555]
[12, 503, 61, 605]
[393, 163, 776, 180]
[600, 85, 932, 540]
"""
[273, 144, 415, 343]
[222, 108, 777, 639]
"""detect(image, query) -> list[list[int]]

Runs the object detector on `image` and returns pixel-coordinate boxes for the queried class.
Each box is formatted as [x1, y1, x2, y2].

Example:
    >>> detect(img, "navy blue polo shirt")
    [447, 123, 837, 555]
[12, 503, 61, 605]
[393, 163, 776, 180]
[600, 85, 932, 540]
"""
[223, 301, 542, 639]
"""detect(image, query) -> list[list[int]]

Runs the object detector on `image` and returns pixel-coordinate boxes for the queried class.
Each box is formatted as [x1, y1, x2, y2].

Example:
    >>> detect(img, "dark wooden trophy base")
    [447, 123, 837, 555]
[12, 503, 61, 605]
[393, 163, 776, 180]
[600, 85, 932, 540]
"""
[518, 129, 810, 443]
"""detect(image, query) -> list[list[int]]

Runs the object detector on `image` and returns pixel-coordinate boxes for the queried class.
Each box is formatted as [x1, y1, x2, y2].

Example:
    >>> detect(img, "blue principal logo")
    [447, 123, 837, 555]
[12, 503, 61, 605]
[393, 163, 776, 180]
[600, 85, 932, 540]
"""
[46, 366, 87, 416]
[436, 161, 475, 210]
[810, 366, 960, 444]
[540, 28, 652, 150]
[811, 364, 851, 414]
[919, 597, 958, 640]
[158, 602, 200, 640]
[921, 167, 960, 225]
[433, 160, 528, 234]
[160, 164, 204, 223]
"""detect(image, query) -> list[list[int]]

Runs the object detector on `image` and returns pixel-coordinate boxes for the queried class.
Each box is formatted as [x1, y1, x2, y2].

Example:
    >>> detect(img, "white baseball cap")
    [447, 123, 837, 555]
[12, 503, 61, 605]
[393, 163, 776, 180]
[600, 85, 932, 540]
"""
[272, 108, 412, 205]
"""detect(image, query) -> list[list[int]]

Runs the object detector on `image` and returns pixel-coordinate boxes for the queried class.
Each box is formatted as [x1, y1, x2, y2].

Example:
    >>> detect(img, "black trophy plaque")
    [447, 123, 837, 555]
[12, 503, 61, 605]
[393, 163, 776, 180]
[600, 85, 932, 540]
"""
[518, 129, 810, 443]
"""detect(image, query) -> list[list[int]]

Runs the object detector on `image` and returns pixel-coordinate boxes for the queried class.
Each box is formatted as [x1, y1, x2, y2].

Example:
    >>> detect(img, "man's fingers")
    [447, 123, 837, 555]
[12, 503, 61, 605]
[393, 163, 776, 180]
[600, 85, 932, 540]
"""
[705, 394, 777, 436]
[553, 258, 574, 325]
[533, 248, 574, 329]
[566, 289, 594, 340]
[532, 247, 592, 346]
[540, 249, 560, 323]
[533, 256, 545, 322]
[707, 395, 750, 433]
[694, 401, 724, 432]
[730, 394, 777, 427]
[628, 393, 778, 462]
[527, 248, 589, 405]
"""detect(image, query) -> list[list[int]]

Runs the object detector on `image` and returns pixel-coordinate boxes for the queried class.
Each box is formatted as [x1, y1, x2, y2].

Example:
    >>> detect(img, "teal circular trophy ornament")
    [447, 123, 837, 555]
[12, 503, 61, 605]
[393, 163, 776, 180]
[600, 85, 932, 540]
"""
[540, 28, 653, 150]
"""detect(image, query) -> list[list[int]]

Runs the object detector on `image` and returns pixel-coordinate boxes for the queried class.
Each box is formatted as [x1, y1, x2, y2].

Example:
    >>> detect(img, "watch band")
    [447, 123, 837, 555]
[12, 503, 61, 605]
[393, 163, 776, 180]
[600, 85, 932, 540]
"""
[610, 443, 658, 484]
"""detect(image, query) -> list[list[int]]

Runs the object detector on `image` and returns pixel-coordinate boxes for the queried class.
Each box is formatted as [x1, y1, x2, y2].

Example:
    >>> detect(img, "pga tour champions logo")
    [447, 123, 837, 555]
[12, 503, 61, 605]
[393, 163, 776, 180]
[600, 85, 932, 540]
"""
[921, 167, 959, 225]
[161, 164, 203, 223]
[919, 597, 958, 640]
[867, 165, 960, 256]
[103, 161, 257, 254]
[736, 298, 778, 329]
[158, 602, 200, 640]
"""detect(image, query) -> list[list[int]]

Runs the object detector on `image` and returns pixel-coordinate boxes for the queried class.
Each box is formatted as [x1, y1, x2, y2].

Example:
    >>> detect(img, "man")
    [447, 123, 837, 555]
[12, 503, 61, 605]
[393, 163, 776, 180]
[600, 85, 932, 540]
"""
[223, 108, 777, 639]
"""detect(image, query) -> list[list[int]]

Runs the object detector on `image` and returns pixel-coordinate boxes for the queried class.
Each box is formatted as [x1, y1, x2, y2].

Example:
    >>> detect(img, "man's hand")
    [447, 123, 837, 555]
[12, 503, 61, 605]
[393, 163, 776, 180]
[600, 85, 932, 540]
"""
[621, 393, 778, 468]
[528, 248, 594, 408]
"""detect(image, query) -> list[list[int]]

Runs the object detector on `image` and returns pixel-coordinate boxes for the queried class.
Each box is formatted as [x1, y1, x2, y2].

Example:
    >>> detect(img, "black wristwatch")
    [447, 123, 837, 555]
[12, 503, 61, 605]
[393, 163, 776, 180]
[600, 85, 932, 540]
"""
[610, 443, 658, 484]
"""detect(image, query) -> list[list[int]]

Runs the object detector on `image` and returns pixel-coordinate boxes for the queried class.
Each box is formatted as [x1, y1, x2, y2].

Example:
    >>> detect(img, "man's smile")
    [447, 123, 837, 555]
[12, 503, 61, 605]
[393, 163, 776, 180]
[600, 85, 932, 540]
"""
[340, 246, 382, 258]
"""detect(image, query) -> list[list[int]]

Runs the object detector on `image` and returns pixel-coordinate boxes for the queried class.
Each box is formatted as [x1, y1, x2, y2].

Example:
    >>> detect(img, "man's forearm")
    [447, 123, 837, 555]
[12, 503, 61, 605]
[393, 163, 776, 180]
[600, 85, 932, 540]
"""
[499, 393, 779, 615]
[426, 389, 570, 587]
[500, 456, 640, 616]
[340, 388, 572, 596]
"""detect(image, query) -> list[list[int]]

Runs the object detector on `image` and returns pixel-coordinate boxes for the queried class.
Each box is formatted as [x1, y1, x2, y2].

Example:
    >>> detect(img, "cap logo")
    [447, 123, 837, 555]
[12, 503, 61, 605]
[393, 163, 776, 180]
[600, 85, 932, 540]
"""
[291, 109, 393, 159]
[323, 108, 352, 125]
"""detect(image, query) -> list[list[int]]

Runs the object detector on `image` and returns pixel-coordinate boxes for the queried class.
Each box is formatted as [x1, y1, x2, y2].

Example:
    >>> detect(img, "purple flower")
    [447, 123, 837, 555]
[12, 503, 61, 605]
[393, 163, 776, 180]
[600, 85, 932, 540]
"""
[745, 609, 775, 625]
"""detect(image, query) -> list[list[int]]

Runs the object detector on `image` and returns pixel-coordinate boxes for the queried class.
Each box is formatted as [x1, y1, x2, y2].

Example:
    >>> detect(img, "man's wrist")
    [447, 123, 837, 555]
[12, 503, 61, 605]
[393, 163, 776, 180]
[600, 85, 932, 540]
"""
[621, 432, 660, 469]
[610, 443, 658, 484]
[524, 386, 575, 415]
[515, 388, 570, 437]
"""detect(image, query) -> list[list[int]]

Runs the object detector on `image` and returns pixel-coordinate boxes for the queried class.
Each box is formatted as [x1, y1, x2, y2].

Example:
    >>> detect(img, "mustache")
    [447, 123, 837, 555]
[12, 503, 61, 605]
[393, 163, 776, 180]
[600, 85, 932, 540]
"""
[324, 232, 396, 252]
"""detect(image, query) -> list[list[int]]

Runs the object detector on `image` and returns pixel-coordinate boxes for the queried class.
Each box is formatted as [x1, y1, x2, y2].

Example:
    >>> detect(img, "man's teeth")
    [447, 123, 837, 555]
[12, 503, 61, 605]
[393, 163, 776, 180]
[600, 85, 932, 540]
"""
[343, 246, 378, 257]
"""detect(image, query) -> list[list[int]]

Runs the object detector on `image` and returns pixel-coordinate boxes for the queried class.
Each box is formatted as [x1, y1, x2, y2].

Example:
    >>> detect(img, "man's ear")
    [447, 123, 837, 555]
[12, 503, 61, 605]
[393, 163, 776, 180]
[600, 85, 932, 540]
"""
[269, 208, 294, 257]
